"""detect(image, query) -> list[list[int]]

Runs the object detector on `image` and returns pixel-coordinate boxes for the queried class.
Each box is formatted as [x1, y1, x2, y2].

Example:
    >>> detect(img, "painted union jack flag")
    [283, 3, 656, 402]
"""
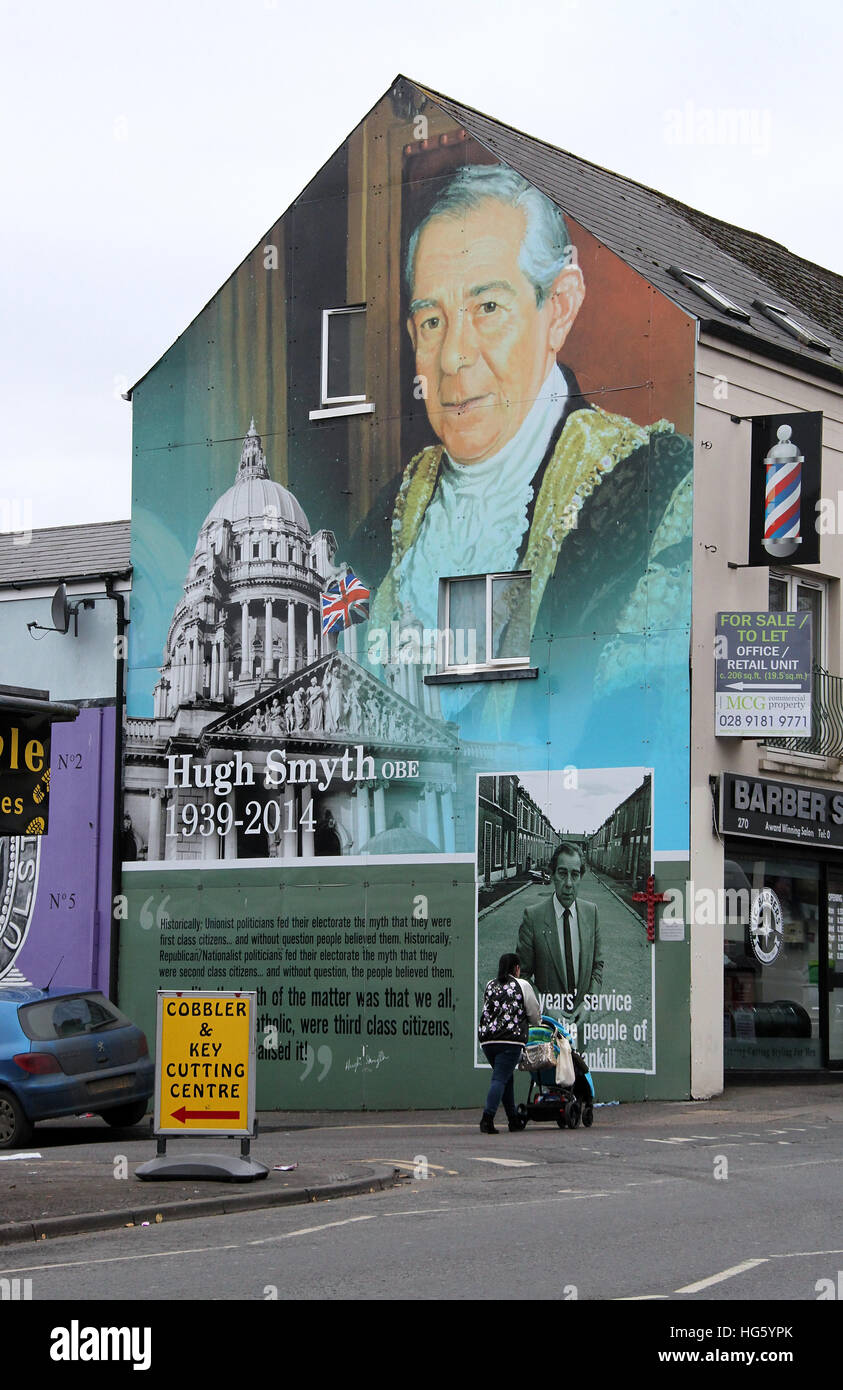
[320, 570, 371, 634]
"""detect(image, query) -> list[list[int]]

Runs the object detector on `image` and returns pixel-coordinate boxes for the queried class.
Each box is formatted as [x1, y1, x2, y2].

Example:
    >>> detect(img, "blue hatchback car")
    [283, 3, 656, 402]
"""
[0, 987, 154, 1148]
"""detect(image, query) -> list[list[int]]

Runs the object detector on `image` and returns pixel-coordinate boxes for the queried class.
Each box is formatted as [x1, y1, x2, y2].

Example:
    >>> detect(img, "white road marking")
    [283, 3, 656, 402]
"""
[676, 1258, 768, 1293]
[0, 1242, 243, 1275]
[645, 1136, 720, 1144]
[248, 1215, 377, 1243]
[470, 1157, 539, 1168]
[770, 1247, 843, 1260]
[625, 1178, 674, 1187]
[359, 1159, 449, 1170]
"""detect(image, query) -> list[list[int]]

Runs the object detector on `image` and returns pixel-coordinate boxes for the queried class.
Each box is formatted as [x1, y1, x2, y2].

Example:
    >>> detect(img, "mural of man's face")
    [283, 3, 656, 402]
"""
[407, 199, 584, 465]
[552, 852, 582, 909]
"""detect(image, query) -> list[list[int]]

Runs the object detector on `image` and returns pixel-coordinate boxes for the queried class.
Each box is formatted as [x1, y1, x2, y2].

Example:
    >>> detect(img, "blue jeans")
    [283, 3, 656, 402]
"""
[481, 1043, 521, 1119]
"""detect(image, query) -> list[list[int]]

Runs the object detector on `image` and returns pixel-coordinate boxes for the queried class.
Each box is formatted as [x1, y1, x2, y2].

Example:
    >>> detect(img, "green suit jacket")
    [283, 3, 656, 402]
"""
[517, 895, 603, 1014]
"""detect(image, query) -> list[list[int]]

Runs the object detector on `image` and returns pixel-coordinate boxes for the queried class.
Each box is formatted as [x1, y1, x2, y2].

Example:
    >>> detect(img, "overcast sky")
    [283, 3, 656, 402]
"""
[1, 0, 840, 533]
[516, 769, 649, 836]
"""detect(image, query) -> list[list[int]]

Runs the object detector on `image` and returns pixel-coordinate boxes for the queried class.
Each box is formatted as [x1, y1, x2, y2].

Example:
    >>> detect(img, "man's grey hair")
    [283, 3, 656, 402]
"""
[405, 165, 574, 308]
[550, 841, 584, 873]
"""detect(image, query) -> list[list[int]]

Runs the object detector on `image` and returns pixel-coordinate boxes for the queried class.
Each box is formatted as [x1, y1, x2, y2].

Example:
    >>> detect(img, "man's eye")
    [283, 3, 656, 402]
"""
[479, 301, 498, 315]
[421, 315, 440, 331]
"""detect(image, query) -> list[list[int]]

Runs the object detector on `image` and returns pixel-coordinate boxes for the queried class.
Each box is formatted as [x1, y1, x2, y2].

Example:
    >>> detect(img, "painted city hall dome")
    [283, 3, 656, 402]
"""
[153, 419, 336, 720]
[202, 419, 310, 534]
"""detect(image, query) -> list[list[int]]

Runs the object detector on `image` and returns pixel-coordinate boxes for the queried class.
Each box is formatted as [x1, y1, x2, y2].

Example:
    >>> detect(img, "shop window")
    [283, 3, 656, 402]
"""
[309, 306, 375, 420]
[723, 853, 821, 1070]
[428, 571, 536, 682]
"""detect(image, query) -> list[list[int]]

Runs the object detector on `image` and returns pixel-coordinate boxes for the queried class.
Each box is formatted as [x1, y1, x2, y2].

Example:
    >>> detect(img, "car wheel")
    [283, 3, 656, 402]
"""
[98, 1101, 149, 1128]
[0, 1090, 34, 1149]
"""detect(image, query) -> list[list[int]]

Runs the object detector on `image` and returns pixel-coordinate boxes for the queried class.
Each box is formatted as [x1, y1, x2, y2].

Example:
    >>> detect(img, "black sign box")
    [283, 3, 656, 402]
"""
[720, 772, 843, 849]
[0, 712, 51, 835]
[747, 411, 823, 567]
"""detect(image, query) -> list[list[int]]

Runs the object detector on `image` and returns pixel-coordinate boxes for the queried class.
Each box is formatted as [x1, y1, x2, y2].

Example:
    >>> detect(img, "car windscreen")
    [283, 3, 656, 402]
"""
[18, 993, 129, 1042]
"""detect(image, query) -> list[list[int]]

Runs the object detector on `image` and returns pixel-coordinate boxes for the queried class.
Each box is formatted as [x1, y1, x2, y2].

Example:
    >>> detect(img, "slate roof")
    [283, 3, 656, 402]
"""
[409, 78, 843, 377]
[0, 521, 131, 588]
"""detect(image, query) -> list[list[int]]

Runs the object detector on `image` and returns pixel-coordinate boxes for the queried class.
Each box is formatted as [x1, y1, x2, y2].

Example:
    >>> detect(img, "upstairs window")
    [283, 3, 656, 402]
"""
[769, 571, 827, 668]
[438, 571, 532, 675]
[309, 306, 375, 420]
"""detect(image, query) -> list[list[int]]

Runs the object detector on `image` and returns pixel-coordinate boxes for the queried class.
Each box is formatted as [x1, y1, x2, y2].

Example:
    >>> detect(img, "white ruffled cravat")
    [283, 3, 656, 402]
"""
[396, 365, 569, 629]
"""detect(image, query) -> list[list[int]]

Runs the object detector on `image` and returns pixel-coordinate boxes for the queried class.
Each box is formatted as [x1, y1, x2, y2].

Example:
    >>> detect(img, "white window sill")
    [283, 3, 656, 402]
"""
[425, 666, 538, 687]
[308, 402, 375, 421]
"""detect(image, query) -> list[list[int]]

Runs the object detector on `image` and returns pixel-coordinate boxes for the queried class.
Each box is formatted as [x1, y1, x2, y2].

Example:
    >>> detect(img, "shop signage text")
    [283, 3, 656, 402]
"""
[153, 990, 256, 1137]
[720, 773, 843, 848]
[0, 713, 51, 834]
[715, 612, 811, 737]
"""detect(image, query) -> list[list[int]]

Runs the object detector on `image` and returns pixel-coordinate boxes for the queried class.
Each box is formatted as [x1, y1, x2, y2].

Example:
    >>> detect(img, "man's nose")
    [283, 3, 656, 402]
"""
[439, 309, 476, 375]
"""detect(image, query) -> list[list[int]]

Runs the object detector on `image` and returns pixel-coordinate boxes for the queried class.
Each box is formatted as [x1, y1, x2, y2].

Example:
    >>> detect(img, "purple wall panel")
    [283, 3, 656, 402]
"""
[13, 705, 115, 993]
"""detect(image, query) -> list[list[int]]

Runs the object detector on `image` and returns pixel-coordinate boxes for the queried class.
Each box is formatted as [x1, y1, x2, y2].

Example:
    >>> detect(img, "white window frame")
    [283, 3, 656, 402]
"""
[752, 300, 831, 353]
[668, 266, 750, 320]
[309, 306, 375, 421]
[439, 571, 531, 675]
[769, 570, 828, 668]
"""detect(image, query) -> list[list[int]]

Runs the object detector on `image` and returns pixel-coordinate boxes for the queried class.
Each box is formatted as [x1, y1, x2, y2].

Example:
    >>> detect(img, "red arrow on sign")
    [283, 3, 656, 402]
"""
[170, 1106, 241, 1124]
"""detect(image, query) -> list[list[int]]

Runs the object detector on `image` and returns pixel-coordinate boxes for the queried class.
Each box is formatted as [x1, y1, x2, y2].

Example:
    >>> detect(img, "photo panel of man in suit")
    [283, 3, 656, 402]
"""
[517, 842, 603, 1023]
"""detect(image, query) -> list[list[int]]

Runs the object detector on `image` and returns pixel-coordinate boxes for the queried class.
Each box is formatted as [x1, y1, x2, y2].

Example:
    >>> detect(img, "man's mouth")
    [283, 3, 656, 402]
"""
[441, 394, 491, 415]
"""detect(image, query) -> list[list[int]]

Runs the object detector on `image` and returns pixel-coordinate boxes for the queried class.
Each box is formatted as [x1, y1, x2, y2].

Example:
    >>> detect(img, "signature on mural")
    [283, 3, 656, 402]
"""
[345, 1048, 390, 1074]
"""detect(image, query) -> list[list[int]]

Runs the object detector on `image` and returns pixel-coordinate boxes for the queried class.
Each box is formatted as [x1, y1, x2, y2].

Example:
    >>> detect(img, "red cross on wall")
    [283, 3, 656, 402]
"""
[632, 875, 669, 944]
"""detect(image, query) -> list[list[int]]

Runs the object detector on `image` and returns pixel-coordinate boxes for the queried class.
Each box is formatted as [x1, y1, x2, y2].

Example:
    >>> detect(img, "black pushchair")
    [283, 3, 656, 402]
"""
[516, 1015, 595, 1129]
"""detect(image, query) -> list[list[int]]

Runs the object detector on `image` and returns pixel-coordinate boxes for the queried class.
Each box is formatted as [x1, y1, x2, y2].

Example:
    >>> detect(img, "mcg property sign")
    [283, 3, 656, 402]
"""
[715, 611, 811, 737]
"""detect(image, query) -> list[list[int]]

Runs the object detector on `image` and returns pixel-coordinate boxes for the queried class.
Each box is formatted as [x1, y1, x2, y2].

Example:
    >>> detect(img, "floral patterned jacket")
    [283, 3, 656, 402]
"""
[478, 977, 528, 1046]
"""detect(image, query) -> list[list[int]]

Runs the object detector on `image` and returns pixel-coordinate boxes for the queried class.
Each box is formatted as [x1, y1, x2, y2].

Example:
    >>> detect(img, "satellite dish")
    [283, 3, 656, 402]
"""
[51, 583, 69, 634]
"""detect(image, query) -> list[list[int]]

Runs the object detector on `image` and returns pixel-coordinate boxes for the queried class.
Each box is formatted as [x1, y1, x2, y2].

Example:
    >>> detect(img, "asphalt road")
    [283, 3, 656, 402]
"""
[2, 1085, 841, 1305]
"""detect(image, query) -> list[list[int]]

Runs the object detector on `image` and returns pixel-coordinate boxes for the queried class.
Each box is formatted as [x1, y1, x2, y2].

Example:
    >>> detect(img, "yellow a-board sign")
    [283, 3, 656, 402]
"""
[153, 991, 256, 1137]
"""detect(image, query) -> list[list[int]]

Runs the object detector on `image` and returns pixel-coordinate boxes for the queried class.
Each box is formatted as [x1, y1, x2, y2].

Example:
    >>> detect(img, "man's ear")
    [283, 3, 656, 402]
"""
[406, 316, 418, 351]
[547, 266, 585, 353]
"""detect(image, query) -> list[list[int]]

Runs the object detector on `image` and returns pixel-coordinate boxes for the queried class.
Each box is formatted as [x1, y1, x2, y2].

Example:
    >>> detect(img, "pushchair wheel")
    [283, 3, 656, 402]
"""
[565, 1099, 581, 1129]
[582, 1105, 594, 1127]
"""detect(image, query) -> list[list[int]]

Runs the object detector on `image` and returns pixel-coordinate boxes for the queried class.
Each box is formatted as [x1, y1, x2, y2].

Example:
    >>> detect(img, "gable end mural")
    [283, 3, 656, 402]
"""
[122, 81, 695, 1107]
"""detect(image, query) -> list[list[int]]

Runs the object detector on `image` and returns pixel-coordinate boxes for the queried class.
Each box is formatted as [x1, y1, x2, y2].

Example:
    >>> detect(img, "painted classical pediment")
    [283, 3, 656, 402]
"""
[202, 650, 457, 752]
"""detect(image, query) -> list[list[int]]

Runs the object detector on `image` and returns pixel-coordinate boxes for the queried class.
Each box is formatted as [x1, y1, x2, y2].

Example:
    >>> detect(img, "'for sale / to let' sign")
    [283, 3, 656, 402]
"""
[715, 611, 812, 737]
[153, 991, 256, 1137]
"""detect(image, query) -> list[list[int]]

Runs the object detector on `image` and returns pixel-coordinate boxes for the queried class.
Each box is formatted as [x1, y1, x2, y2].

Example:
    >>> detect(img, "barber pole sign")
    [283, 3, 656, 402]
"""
[747, 412, 822, 567]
